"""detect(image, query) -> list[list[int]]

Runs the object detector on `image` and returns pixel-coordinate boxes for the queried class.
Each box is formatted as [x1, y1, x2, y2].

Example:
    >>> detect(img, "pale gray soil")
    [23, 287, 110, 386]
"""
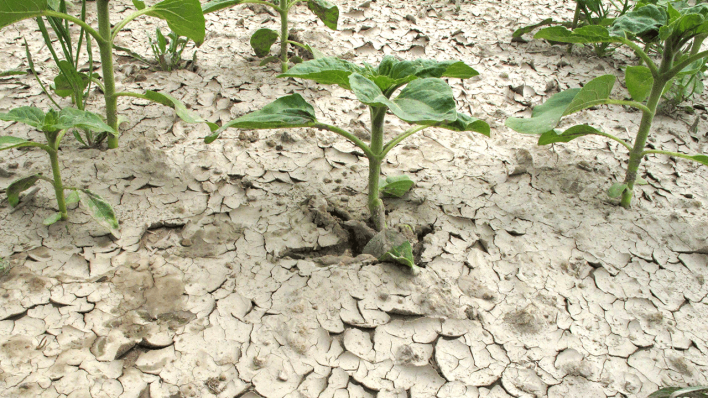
[1, 0, 708, 397]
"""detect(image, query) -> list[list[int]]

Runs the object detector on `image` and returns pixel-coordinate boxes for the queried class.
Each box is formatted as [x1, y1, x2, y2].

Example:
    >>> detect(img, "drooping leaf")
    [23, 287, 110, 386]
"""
[380, 175, 414, 198]
[0, 136, 37, 151]
[303, 44, 326, 59]
[538, 124, 608, 145]
[259, 55, 280, 66]
[379, 241, 416, 269]
[79, 189, 120, 236]
[307, 0, 338, 30]
[505, 89, 580, 135]
[535, 25, 624, 43]
[205, 94, 317, 143]
[648, 386, 708, 398]
[132, 0, 146, 10]
[43, 212, 62, 226]
[65, 189, 80, 205]
[438, 113, 491, 136]
[143, 90, 213, 127]
[278, 57, 365, 90]
[202, 0, 244, 14]
[607, 182, 628, 198]
[291, 56, 304, 64]
[564, 75, 616, 115]
[625, 66, 654, 102]
[250, 28, 279, 58]
[6, 174, 41, 207]
[55, 108, 117, 135]
[512, 18, 555, 37]
[0, 0, 47, 29]
[0, 107, 46, 130]
[145, 0, 205, 46]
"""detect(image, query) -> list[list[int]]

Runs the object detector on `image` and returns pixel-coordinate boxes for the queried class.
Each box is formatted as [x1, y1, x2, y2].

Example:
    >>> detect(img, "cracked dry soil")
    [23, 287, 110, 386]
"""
[2, 0, 708, 397]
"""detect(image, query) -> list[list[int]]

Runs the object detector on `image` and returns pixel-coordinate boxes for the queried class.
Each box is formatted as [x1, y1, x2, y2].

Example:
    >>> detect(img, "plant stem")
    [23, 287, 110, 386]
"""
[96, 0, 119, 149]
[368, 107, 387, 231]
[46, 135, 67, 220]
[279, 0, 289, 72]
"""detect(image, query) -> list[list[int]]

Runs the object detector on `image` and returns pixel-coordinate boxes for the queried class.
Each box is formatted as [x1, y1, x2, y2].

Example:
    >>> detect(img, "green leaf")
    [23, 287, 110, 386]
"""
[6, 174, 41, 207]
[376, 57, 479, 90]
[53, 60, 90, 98]
[505, 89, 580, 135]
[380, 241, 416, 269]
[0, 136, 36, 151]
[291, 56, 304, 64]
[145, 0, 206, 46]
[350, 74, 457, 124]
[538, 124, 606, 145]
[278, 57, 365, 90]
[79, 190, 120, 236]
[304, 44, 326, 59]
[156, 28, 167, 54]
[512, 18, 555, 37]
[205, 94, 317, 143]
[55, 108, 117, 135]
[610, 4, 667, 39]
[438, 113, 491, 136]
[607, 183, 628, 198]
[0, 69, 27, 77]
[535, 25, 624, 43]
[201, 0, 243, 14]
[132, 0, 146, 10]
[626, 66, 654, 102]
[564, 75, 616, 115]
[648, 386, 708, 398]
[686, 154, 708, 166]
[65, 189, 80, 205]
[0, 107, 46, 130]
[259, 55, 280, 66]
[307, 0, 338, 30]
[250, 28, 279, 58]
[43, 213, 62, 226]
[0, 0, 47, 29]
[636, 177, 649, 185]
[380, 175, 414, 198]
[143, 90, 210, 125]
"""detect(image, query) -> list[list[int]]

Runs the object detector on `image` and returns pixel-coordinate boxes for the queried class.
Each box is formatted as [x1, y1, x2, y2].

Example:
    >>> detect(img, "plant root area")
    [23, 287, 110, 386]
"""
[1, 1, 708, 397]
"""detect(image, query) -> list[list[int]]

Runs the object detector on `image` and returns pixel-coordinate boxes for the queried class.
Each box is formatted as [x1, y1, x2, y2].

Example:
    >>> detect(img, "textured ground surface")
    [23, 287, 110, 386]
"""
[1, 0, 708, 397]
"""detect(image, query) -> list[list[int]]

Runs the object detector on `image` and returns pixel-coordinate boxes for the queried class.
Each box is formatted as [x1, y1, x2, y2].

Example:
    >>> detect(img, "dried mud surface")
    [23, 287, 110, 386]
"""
[1, 0, 708, 397]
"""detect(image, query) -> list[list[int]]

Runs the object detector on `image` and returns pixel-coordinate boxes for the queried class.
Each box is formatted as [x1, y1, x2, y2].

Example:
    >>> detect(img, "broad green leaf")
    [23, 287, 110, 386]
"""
[686, 154, 708, 166]
[380, 175, 414, 198]
[607, 183, 628, 198]
[79, 190, 120, 236]
[648, 386, 708, 398]
[53, 60, 90, 98]
[512, 18, 555, 38]
[304, 44, 326, 59]
[538, 124, 606, 145]
[132, 0, 146, 10]
[65, 189, 80, 205]
[278, 57, 365, 90]
[43, 213, 62, 226]
[380, 241, 416, 269]
[145, 0, 205, 46]
[610, 4, 667, 39]
[55, 108, 116, 135]
[202, 0, 243, 14]
[0, 0, 47, 29]
[505, 89, 580, 135]
[438, 113, 491, 136]
[0, 107, 46, 130]
[6, 174, 41, 207]
[378, 56, 479, 81]
[0, 136, 36, 151]
[535, 25, 624, 43]
[143, 90, 210, 125]
[250, 28, 279, 58]
[350, 74, 457, 124]
[307, 0, 338, 30]
[205, 94, 317, 143]
[564, 75, 616, 115]
[626, 66, 654, 102]
[291, 56, 304, 64]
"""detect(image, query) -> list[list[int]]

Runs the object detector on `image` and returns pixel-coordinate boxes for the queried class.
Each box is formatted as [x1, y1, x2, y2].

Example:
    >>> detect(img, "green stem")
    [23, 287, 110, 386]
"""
[110, 9, 152, 42]
[368, 107, 387, 231]
[43, 10, 106, 46]
[46, 135, 67, 220]
[571, 1, 581, 29]
[279, 0, 289, 72]
[311, 123, 376, 158]
[96, 0, 119, 149]
[621, 38, 659, 77]
[380, 125, 427, 158]
[666, 49, 708, 78]
[568, 99, 652, 115]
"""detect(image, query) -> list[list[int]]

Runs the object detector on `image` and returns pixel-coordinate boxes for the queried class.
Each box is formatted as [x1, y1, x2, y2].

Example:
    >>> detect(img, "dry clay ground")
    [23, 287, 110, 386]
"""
[1, 0, 708, 397]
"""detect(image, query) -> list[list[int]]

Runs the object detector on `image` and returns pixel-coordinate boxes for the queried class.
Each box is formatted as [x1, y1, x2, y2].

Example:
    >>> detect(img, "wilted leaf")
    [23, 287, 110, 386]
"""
[65, 189, 80, 205]
[205, 94, 317, 143]
[6, 174, 41, 207]
[43, 212, 62, 226]
[380, 241, 416, 269]
[79, 190, 120, 236]
[380, 175, 414, 198]
[512, 18, 555, 37]
[438, 113, 491, 135]
[250, 28, 279, 58]
[538, 125, 608, 145]
[506, 89, 580, 135]
[143, 90, 210, 126]
[308, 0, 338, 30]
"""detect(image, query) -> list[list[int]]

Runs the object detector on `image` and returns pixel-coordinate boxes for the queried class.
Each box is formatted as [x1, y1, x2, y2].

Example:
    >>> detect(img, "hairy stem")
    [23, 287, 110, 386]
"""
[46, 135, 67, 220]
[368, 107, 387, 231]
[97, 0, 119, 149]
[279, 0, 289, 72]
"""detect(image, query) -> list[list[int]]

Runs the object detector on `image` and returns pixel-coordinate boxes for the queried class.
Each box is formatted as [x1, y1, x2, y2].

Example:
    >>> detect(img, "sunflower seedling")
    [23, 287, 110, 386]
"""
[0, 0, 211, 149]
[148, 28, 196, 72]
[205, 56, 489, 267]
[507, 4, 708, 208]
[1, 107, 120, 234]
[202, 0, 338, 72]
